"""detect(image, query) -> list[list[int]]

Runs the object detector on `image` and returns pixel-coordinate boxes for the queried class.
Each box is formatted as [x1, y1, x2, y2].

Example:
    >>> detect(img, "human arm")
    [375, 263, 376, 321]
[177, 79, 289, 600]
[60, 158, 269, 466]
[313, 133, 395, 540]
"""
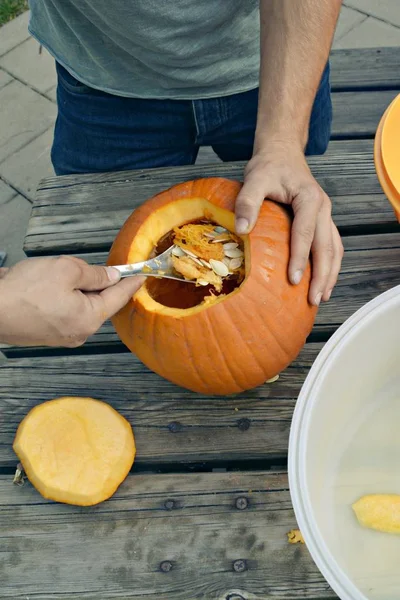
[235, 0, 343, 306]
[0, 256, 143, 347]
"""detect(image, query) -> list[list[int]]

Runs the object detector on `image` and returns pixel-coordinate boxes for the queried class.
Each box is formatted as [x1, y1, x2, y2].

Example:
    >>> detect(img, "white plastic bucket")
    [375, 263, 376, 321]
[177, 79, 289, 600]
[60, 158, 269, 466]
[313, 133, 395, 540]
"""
[289, 285, 400, 600]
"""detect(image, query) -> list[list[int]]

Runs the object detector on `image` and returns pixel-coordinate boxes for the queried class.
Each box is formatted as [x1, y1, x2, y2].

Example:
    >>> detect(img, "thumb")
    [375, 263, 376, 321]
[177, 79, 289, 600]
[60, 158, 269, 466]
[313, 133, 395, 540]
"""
[235, 175, 266, 235]
[96, 276, 145, 320]
[77, 262, 121, 292]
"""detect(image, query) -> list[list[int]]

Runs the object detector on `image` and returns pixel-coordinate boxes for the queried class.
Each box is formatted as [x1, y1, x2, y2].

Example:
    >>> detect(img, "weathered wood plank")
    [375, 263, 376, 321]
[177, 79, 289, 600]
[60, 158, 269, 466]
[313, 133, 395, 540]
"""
[5, 232, 400, 358]
[0, 344, 321, 468]
[24, 142, 396, 256]
[0, 471, 335, 600]
[330, 47, 400, 90]
[331, 89, 398, 138]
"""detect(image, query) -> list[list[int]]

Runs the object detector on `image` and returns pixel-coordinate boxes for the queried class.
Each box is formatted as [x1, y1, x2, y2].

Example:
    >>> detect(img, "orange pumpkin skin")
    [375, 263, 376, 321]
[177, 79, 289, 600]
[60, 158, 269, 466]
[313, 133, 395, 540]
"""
[108, 178, 317, 395]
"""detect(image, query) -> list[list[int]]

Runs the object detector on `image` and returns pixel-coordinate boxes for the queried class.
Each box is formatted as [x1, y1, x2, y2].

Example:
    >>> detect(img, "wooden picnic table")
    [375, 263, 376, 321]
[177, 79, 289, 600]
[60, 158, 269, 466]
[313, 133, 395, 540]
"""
[1, 47, 400, 600]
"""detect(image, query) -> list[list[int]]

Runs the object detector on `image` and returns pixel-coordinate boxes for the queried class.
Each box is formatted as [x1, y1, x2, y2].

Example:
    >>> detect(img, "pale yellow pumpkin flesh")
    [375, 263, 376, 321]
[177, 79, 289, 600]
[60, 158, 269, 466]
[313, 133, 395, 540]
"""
[13, 397, 135, 506]
[353, 494, 400, 534]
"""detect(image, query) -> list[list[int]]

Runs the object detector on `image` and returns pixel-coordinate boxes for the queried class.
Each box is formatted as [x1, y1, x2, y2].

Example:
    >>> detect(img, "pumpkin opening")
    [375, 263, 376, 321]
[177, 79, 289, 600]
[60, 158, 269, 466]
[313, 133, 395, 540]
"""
[146, 219, 245, 309]
[125, 197, 249, 316]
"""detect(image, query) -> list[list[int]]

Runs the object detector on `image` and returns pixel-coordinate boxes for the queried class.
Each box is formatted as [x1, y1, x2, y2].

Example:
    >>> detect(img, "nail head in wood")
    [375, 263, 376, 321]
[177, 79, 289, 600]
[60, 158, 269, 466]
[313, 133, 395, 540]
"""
[232, 559, 247, 573]
[164, 499, 175, 510]
[168, 421, 183, 433]
[160, 561, 173, 573]
[237, 418, 251, 432]
[235, 496, 248, 510]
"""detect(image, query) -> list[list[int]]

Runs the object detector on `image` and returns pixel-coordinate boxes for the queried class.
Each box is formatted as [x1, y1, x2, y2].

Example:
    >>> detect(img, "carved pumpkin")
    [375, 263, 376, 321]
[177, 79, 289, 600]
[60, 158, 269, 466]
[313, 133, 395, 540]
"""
[13, 397, 135, 505]
[108, 178, 317, 395]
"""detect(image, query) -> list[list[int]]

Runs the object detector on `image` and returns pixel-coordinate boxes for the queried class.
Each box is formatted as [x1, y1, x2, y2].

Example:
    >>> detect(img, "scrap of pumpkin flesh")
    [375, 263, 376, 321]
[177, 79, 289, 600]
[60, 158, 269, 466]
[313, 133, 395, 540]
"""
[353, 494, 400, 534]
[171, 223, 245, 293]
[172, 255, 223, 291]
[287, 529, 305, 544]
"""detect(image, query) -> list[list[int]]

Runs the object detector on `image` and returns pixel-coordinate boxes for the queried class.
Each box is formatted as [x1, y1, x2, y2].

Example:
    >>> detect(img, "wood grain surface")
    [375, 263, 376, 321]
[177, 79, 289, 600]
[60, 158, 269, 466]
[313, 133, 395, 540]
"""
[0, 471, 336, 600]
[24, 141, 396, 256]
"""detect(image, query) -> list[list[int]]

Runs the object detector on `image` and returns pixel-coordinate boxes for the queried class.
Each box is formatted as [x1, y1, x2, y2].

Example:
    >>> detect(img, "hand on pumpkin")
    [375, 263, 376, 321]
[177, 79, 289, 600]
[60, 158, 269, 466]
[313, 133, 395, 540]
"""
[235, 143, 344, 306]
[0, 256, 143, 347]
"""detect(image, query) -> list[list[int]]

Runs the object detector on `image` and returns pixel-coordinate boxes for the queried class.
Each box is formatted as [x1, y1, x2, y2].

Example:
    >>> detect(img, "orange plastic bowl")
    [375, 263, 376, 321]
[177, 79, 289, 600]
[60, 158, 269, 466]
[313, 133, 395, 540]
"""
[374, 94, 400, 220]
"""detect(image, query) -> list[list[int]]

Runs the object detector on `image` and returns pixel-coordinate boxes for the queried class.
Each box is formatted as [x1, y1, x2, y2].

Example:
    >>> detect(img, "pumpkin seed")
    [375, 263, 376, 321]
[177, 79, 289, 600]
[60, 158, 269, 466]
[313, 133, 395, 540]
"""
[223, 257, 231, 267]
[229, 257, 243, 270]
[197, 279, 210, 286]
[211, 235, 231, 243]
[204, 231, 218, 238]
[266, 374, 280, 383]
[172, 245, 185, 257]
[209, 259, 229, 277]
[191, 256, 204, 267]
[200, 259, 212, 268]
[182, 247, 198, 259]
[223, 242, 238, 250]
[224, 248, 244, 259]
[214, 226, 227, 234]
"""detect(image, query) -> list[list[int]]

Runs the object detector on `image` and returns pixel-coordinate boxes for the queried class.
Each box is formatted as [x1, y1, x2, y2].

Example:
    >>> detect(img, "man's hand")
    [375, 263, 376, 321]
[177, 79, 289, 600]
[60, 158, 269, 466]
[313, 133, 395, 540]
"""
[235, 143, 343, 306]
[0, 256, 143, 347]
[242, 0, 343, 306]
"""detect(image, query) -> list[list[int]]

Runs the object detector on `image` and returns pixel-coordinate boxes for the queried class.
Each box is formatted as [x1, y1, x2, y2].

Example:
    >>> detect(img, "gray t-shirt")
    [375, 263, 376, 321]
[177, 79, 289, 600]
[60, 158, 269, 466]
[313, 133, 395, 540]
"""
[29, 0, 260, 99]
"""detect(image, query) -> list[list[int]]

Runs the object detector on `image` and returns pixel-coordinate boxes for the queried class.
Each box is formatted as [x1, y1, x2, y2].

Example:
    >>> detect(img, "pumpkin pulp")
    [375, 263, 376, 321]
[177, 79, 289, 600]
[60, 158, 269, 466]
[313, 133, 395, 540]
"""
[130, 197, 249, 317]
[146, 218, 245, 309]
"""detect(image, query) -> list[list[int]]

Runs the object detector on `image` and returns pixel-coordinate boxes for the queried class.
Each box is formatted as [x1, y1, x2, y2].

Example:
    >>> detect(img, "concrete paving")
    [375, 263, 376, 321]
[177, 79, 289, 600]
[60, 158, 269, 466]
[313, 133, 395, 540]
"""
[0, 2, 400, 267]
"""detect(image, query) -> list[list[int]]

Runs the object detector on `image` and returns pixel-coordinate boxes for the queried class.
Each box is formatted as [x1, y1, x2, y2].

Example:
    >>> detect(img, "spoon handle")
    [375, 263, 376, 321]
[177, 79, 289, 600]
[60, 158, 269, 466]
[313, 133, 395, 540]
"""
[112, 262, 149, 278]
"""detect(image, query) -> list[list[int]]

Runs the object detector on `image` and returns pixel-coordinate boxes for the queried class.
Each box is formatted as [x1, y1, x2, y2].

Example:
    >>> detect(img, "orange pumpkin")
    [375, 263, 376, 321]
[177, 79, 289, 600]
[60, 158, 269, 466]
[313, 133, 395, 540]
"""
[108, 178, 317, 395]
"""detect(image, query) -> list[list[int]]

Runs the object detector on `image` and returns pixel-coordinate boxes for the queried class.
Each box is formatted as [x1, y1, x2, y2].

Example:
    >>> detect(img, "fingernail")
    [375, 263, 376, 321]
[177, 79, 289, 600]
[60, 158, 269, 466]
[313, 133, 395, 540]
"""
[326, 289, 333, 301]
[292, 270, 303, 285]
[314, 292, 322, 307]
[235, 217, 249, 234]
[106, 266, 121, 282]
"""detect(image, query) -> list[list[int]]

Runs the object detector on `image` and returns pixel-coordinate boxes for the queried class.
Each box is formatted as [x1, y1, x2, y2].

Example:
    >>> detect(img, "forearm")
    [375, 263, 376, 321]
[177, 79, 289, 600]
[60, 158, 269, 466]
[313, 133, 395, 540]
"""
[255, 0, 342, 152]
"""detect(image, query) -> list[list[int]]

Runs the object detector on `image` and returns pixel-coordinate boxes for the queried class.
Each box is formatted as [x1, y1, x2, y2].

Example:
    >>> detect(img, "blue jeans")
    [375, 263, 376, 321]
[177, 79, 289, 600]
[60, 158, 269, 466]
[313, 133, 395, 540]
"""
[52, 62, 332, 175]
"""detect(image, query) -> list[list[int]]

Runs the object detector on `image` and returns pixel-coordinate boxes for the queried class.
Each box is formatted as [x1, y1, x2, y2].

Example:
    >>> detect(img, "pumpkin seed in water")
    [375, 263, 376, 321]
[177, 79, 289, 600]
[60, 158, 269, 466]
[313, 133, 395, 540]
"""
[209, 259, 229, 277]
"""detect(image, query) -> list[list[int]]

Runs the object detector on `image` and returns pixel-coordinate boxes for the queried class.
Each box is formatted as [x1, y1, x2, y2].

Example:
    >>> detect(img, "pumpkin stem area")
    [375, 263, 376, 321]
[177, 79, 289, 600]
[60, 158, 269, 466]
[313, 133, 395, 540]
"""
[146, 221, 245, 309]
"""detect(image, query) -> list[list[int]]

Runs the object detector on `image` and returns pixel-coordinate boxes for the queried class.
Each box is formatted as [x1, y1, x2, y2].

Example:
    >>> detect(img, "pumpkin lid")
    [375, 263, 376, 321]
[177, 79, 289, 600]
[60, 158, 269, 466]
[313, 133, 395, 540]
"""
[375, 94, 400, 221]
[13, 397, 135, 506]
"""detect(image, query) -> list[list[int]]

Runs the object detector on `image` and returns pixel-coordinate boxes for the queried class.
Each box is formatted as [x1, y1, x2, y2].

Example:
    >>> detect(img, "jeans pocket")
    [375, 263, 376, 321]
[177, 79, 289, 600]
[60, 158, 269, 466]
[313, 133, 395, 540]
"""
[56, 62, 100, 95]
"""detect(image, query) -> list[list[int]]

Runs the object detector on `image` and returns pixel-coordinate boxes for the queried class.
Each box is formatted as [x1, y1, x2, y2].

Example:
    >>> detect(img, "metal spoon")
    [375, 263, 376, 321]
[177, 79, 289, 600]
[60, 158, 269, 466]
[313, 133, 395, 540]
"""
[111, 246, 195, 283]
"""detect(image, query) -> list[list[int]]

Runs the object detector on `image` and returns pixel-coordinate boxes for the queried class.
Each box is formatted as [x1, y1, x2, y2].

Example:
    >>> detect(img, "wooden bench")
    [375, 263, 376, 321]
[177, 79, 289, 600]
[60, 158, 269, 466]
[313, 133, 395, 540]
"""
[1, 47, 400, 600]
